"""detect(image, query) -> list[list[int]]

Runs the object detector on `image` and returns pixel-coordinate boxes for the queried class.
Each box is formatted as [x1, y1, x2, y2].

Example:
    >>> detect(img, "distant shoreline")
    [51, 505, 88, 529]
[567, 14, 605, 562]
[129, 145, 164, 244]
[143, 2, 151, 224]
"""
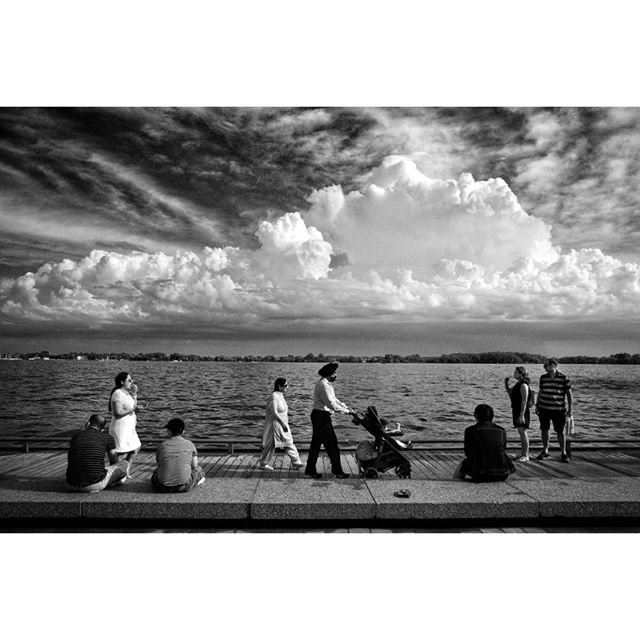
[2, 350, 639, 365]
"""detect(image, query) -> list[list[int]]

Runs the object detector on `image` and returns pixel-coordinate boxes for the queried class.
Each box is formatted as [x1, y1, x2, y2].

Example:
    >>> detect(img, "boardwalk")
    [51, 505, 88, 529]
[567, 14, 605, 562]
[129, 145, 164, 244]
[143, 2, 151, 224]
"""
[2, 447, 640, 532]
[3, 448, 640, 483]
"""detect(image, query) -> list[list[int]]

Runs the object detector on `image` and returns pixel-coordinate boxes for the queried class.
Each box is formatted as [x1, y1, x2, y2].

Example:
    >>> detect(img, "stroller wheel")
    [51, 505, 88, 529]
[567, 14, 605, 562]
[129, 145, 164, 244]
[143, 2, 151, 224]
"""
[365, 467, 379, 479]
[395, 465, 411, 479]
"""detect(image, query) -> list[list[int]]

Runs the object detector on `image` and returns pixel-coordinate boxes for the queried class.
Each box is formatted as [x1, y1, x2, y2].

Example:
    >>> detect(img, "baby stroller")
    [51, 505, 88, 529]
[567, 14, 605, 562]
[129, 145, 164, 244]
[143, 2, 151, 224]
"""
[352, 406, 412, 479]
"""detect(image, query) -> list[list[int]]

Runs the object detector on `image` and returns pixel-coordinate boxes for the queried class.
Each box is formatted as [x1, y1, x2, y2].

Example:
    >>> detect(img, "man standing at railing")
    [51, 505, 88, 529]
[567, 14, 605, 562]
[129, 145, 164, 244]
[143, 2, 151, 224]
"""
[535, 357, 574, 462]
[305, 362, 352, 479]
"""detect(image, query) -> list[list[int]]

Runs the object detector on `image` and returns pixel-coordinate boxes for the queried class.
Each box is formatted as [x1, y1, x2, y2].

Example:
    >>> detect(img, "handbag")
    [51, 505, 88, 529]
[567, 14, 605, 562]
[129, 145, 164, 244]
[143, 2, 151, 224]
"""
[566, 415, 575, 436]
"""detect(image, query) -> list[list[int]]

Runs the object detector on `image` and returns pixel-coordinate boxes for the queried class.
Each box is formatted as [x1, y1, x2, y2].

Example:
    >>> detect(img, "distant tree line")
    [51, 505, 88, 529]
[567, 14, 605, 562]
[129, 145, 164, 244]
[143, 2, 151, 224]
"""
[3, 350, 640, 364]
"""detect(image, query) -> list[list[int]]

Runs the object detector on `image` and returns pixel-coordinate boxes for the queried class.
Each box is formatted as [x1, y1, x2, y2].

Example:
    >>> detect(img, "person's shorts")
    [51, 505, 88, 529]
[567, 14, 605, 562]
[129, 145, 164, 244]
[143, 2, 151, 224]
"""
[151, 466, 205, 493]
[66, 460, 128, 493]
[538, 409, 566, 433]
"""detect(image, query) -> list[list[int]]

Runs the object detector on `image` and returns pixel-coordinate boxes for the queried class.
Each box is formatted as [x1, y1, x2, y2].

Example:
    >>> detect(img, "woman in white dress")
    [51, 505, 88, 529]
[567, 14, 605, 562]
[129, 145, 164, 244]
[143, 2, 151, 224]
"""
[258, 378, 304, 471]
[108, 371, 142, 476]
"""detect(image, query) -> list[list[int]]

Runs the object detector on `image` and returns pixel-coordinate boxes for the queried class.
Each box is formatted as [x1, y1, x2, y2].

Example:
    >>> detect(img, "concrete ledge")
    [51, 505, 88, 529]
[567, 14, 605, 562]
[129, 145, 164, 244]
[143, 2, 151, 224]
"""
[367, 479, 539, 520]
[0, 479, 84, 518]
[251, 477, 375, 520]
[81, 479, 259, 520]
[509, 477, 640, 518]
[2, 476, 640, 525]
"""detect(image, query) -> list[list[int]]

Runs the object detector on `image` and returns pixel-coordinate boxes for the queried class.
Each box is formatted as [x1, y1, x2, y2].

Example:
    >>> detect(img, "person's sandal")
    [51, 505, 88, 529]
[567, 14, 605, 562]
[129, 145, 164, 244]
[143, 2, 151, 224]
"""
[536, 451, 550, 460]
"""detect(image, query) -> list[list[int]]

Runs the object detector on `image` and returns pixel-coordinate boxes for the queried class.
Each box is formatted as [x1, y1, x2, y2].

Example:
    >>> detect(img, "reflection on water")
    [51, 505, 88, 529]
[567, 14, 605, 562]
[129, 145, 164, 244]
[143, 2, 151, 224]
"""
[0, 361, 638, 442]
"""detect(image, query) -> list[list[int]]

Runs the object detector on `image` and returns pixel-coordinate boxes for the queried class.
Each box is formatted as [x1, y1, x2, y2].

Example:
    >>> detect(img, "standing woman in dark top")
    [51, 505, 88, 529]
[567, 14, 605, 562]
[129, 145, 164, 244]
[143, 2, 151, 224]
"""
[505, 366, 531, 462]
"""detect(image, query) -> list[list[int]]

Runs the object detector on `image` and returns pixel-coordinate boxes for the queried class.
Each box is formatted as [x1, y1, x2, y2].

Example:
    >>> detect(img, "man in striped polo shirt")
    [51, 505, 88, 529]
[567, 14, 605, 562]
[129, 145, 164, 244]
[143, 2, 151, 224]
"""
[66, 414, 129, 492]
[535, 358, 573, 463]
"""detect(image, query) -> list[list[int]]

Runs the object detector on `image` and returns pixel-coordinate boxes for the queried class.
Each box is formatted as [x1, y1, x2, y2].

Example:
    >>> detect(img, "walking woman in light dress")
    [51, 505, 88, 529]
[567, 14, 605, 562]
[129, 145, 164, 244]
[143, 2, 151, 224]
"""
[504, 365, 532, 462]
[258, 377, 304, 471]
[108, 371, 142, 477]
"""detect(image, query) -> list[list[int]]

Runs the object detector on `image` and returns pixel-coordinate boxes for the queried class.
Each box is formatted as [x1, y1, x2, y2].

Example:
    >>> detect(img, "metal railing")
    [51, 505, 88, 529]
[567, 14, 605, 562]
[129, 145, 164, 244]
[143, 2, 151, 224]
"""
[2, 436, 640, 454]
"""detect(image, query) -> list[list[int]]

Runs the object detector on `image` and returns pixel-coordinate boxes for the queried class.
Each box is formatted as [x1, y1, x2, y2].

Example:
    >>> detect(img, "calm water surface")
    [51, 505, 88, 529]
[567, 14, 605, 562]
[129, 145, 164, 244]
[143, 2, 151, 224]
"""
[0, 361, 638, 443]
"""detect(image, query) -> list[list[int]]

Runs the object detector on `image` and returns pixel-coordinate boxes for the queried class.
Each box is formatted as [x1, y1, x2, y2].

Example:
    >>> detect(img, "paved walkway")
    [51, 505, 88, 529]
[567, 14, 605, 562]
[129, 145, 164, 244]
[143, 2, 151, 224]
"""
[1, 449, 640, 530]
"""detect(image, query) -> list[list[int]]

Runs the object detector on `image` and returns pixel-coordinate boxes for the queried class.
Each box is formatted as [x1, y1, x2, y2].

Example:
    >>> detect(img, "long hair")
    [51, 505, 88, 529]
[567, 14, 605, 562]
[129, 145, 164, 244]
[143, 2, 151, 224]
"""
[515, 366, 531, 385]
[274, 377, 287, 391]
[108, 371, 129, 410]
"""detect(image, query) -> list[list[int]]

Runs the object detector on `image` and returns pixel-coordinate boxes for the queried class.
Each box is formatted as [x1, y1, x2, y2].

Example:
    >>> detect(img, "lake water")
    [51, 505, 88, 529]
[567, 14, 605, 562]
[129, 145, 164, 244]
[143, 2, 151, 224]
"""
[0, 361, 638, 443]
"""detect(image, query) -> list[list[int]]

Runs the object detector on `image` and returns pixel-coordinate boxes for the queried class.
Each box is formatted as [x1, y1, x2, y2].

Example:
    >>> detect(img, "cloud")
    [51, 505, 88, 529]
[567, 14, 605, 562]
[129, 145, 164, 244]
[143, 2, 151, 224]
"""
[2, 155, 640, 335]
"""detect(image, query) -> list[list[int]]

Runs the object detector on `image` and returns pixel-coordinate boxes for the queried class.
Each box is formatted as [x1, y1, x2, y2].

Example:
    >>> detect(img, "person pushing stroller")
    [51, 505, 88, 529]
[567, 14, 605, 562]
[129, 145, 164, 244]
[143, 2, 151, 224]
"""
[305, 362, 352, 479]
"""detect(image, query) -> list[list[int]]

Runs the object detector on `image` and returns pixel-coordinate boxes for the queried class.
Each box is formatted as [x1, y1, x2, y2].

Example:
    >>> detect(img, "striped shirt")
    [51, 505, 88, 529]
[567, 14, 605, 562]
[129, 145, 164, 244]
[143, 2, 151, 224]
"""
[537, 371, 572, 411]
[66, 428, 116, 487]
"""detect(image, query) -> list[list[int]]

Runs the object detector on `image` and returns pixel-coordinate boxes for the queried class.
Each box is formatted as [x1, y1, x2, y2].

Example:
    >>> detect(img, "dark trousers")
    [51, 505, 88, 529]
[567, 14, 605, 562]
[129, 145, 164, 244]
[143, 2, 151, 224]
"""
[305, 409, 343, 475]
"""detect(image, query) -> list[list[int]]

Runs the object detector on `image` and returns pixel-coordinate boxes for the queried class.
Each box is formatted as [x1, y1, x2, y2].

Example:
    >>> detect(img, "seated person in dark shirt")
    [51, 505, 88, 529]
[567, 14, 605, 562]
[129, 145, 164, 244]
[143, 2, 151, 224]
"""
[66, 414, 129, 492]
[453, 404, 516, 482]
[151, 418, 205, 493]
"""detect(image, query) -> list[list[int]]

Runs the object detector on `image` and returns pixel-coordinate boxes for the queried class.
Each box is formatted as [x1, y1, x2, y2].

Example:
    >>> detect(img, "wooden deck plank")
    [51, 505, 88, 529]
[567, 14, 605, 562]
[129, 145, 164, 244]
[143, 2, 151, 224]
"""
[242, 454, 260, 478]
[3, 449, 640, 483]
[273, 451, 286, 479]
[229, 454, 248, 479]
[406, 453, 441, 480]
[0, 454, 39, 475]
[15, 452, 63, 477]
[199, 454, 222, 476]
[400, 453, 432, 480]
[582, 451, 640, 477]
[420, 451, 456, 474]
[214, 455, 235, 477]
[210, 454, 234, 477]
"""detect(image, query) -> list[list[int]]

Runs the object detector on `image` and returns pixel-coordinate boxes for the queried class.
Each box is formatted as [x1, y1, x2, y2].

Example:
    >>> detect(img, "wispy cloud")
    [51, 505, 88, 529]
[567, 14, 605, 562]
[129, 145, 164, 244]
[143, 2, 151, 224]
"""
[1, 107, 640, 350]
[2, 157, 639, 336]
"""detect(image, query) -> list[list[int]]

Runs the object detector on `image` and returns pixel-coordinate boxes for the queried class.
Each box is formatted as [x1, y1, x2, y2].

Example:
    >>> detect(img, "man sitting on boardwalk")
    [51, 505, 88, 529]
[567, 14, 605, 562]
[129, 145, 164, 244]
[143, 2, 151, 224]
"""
[66, 414, 129, 492]
[151, 418, 205, 493]
[453, 404, 515, 482]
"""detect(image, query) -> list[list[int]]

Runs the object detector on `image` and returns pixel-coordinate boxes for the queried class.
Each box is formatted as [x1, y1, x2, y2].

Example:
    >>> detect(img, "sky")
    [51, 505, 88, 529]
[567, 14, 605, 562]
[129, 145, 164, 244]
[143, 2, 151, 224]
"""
[1, 106, 640, 356]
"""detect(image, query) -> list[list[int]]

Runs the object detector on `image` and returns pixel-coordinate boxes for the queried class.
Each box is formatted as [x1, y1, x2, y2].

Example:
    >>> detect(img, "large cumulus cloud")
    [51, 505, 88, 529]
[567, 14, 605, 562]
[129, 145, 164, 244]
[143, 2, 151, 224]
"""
[2, 157, 639, 331]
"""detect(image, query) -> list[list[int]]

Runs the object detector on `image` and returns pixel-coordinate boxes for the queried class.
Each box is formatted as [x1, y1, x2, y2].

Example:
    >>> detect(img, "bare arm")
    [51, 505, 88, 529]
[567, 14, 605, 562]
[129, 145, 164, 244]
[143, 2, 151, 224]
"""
[111, 394, 137, 419]
[566, 389, 573, 415]
[107, 448, 119, 464]
[518, 384, 528, 421]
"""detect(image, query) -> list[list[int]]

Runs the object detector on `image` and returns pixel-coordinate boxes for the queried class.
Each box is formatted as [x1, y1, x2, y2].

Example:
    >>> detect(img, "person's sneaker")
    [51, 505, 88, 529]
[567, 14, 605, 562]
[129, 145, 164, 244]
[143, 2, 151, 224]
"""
[332, 472, 350, 479]
[291, 461, 305, 469]
[197, 476, 206, 485]
[304, 471, 322, 479]
[116, 476, 127, 485]
[515, 455, 530, 462]
[561, 453, 571, 463]
[536, 451, 550, 460]
[258, 463, 274, 471]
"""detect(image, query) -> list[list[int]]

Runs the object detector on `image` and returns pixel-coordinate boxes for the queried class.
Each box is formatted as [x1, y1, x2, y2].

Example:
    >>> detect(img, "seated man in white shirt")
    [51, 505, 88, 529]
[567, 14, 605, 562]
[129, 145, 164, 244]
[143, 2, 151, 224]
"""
[304, 362, 352, 479]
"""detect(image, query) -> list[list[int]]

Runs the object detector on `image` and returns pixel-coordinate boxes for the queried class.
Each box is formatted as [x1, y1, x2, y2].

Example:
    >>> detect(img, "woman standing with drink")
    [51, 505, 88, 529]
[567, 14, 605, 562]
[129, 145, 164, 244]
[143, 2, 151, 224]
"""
[505, 366, 532, 462]
[108, 371, 142, 476]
